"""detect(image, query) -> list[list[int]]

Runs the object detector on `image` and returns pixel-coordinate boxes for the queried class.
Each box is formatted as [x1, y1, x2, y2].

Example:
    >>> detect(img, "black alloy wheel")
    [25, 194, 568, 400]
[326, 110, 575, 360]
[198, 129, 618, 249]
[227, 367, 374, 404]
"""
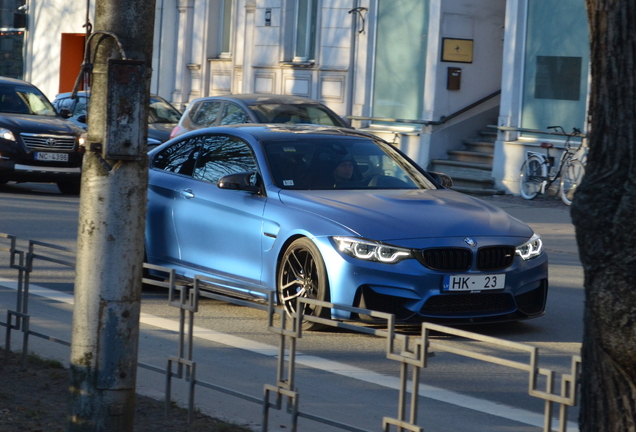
[277, 237, 330, 331]
[57, 180, 81, 195]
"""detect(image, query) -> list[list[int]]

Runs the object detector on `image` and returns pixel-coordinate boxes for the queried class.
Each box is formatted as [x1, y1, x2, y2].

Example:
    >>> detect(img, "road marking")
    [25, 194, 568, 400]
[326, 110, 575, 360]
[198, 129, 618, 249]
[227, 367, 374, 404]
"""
[0, 280, 577, 431]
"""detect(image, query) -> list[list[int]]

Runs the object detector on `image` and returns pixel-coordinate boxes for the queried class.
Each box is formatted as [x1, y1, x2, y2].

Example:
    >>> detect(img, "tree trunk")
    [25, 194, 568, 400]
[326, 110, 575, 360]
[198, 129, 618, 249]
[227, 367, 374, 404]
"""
[571, 1, 636, 430]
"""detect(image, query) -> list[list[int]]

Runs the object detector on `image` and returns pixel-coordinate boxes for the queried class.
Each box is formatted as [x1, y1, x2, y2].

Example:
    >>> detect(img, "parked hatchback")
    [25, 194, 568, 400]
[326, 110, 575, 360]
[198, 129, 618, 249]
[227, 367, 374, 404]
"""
[53, 91, 182, 148]
[0, 77, 85, 194]
[169, 94, 350, 139]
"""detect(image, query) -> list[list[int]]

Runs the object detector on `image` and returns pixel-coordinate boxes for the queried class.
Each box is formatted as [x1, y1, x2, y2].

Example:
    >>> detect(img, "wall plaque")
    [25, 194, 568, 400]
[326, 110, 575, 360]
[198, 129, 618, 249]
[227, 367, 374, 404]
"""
[442, 38, 473, 63]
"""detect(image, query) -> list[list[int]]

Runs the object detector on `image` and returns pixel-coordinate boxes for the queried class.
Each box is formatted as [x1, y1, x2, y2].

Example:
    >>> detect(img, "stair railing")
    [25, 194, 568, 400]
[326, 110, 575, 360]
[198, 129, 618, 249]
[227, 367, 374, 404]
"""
[347, 90, 501, 127]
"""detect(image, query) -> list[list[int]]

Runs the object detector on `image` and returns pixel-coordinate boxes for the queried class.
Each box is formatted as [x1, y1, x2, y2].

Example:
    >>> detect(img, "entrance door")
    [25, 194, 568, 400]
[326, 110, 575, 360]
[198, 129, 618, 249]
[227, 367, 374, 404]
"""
[59, 34, 85, 93]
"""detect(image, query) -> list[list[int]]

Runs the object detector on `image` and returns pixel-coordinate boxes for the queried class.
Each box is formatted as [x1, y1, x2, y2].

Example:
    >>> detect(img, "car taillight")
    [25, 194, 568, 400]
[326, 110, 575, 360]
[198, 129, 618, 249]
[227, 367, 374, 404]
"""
[169, 126, 184, 139]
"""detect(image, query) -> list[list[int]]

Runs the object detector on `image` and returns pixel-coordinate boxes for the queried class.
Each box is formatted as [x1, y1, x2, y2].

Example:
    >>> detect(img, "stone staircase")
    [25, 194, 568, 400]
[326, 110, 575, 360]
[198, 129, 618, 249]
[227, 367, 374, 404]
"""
[428, 127, 505, 195]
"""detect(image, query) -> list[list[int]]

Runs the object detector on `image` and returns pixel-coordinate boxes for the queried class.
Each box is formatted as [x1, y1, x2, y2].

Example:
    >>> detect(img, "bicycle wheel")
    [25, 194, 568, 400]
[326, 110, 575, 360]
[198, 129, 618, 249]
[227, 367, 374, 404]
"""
[560, 159, 585, 205]
[519, 155, 545, 200]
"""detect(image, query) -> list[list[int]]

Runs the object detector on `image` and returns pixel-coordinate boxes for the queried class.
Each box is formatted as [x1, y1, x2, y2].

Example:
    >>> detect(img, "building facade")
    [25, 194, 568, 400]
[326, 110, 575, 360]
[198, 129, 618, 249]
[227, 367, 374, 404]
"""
[12, 0, 590, 194]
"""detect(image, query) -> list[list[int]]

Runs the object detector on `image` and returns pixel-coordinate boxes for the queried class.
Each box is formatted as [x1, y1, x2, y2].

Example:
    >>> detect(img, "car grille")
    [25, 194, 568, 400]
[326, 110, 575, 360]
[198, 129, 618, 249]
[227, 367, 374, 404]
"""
[420, 293, 515, 316]
[21, 133, 77, 151]
[477, 246, 516, 270]
[415, 248, 472, 271]
[415, 246, 516, 271]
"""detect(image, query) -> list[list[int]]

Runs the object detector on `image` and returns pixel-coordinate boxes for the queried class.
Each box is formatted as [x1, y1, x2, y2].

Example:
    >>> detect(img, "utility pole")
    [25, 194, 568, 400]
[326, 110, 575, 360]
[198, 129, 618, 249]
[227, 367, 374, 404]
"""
[68, 1, 156, 431]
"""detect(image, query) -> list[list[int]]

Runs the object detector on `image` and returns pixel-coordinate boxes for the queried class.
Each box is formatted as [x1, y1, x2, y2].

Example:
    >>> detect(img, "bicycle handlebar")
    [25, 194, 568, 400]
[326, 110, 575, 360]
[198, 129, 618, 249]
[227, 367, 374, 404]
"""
[548, 125, 582, 136]
[547, 126, 584, 151]
[547, 125, 567, 136]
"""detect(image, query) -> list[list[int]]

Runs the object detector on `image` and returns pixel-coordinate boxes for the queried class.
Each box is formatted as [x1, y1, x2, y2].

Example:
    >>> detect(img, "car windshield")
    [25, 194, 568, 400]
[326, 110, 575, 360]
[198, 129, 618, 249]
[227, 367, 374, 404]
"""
[149, 96, 182, 124]
[263, 136, 437, 190]
[249, 103, 343, 127]
[0, 84, 56, 116]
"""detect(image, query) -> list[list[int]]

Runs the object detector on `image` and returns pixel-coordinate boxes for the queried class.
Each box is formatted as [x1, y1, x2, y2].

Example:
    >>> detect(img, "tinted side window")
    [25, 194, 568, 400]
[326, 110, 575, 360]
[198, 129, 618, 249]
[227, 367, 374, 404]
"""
[55, 97, 73, 111]
[193, 135, 257, 184]
[220, 102, 250, 125]
[190, 100, 222, 127]
[306, 106, 341, 126]
[71, 97, 88, 117]
[152, 137, 200, 176]
[55, 96, 88, 118]
[149, 97, 181, 123]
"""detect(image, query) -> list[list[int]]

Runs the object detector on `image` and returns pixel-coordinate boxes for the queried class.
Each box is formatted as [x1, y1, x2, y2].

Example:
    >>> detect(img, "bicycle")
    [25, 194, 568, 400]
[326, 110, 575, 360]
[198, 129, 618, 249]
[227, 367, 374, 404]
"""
[518, 126, 586, 205]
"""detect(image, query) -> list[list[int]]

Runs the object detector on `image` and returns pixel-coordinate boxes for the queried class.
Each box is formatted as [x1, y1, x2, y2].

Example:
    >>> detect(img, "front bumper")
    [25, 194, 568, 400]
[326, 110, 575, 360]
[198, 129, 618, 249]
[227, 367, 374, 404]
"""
[0, 135, 83, 183]
[313, 236, 549, 324]
[0, 159, 81, 182]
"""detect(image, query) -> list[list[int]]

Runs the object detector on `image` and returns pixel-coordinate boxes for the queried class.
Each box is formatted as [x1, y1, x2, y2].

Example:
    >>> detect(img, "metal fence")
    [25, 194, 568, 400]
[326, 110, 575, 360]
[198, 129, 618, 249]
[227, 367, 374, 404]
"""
[0, 232, 581, 432]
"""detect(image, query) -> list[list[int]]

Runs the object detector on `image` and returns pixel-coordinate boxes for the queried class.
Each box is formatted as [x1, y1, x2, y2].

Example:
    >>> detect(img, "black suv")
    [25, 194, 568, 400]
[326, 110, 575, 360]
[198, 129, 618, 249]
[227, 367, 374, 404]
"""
[0, 77, 85, 194]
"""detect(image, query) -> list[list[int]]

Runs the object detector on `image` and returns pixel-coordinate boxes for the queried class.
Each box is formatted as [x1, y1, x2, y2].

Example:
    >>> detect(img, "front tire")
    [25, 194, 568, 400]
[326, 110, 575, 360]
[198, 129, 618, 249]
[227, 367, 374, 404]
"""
[519, 155, 545, 200]
[560, 159, 585, 205]
[57, 180, 81, 195]
[277, 238, 330, 331]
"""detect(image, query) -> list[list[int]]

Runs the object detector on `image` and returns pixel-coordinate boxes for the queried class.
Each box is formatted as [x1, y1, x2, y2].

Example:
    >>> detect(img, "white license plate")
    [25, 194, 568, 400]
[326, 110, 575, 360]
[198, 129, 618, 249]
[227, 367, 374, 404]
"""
[443, 274, 505, 291]
[35, 152, 69, 162]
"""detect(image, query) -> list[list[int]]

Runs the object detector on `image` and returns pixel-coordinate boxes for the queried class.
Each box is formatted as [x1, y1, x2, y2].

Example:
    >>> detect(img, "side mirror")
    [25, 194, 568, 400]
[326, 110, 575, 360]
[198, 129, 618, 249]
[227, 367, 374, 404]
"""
[428, 171, 453, 188]
[218, 172, 260, 193]
[76, 114, 87, 124]
[59, 108, 72, 119]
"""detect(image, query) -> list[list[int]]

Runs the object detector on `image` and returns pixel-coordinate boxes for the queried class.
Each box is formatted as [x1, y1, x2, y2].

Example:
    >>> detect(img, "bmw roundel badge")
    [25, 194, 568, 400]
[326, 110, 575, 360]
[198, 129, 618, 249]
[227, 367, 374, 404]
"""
[464, 238, 477, 247]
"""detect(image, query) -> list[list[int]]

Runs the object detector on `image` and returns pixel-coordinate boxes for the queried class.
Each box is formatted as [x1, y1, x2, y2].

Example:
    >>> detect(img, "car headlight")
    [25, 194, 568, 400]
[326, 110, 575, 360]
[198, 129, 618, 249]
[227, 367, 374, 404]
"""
[516, 233, 543, 260]
[0, 128, 15, 141]
[333, 236, 412, 264]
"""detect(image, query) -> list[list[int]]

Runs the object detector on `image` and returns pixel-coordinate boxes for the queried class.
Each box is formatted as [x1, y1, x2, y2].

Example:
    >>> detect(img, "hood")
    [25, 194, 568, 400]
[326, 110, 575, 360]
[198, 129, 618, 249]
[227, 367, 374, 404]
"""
[277, 188, 533, 241]
[0, 114, 83, 135]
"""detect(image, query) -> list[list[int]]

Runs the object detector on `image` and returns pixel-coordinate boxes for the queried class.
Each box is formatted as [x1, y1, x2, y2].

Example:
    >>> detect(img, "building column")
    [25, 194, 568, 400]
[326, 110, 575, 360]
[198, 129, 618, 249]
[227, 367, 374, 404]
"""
[187, 63, 202, 100]
[493, 0, 527, 194]
[172, 0, 195, 109]
[189, 0, 208, 100]
[242, 0, 256, 93]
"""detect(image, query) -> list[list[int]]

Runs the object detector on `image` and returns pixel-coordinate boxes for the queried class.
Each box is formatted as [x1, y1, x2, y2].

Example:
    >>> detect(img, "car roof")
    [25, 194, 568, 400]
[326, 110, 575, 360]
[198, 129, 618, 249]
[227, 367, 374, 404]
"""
[0, 76, 37, 87]
[54, 91, 164, 99]
[54, 91, 87, 98]
[189, 124, 377, 141]
[190, 94, 328, 106]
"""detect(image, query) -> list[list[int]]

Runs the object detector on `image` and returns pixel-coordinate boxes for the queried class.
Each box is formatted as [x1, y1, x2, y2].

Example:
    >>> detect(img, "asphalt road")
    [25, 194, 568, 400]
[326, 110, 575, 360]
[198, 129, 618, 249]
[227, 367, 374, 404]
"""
[0, 181, 584, 432]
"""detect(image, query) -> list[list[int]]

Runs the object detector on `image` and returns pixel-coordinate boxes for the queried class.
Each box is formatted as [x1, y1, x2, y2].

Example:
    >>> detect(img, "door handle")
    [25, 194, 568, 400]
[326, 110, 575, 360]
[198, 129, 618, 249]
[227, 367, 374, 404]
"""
[180, 189, 195, 199]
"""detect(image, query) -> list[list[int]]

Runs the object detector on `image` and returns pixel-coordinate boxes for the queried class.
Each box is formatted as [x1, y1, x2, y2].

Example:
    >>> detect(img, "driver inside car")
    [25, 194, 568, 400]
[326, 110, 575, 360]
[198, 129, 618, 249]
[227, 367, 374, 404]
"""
[333, 158, 355, 184]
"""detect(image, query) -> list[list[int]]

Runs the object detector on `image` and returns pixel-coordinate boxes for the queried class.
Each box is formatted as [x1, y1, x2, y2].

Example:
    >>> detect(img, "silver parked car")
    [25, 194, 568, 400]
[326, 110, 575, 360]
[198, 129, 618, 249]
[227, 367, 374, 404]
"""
[169, 94, 350, 139]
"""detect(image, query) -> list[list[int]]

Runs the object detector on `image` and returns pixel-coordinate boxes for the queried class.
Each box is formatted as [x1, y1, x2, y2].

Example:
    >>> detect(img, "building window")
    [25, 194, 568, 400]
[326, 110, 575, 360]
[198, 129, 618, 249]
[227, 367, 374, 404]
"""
[219, 0, 233, 58]
[534, 56, 582, 101]
[521, 0, 589, 131]
[293, 0, 318, 62]
[0, 0, 26, 79]
[0, 32, 24, 79]
[372, 0, 428, 121]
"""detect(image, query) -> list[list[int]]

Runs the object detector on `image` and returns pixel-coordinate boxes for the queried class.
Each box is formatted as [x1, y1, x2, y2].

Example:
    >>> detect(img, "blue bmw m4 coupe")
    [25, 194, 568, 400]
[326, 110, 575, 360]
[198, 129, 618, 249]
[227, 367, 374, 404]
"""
[146, 124, 548, 330]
